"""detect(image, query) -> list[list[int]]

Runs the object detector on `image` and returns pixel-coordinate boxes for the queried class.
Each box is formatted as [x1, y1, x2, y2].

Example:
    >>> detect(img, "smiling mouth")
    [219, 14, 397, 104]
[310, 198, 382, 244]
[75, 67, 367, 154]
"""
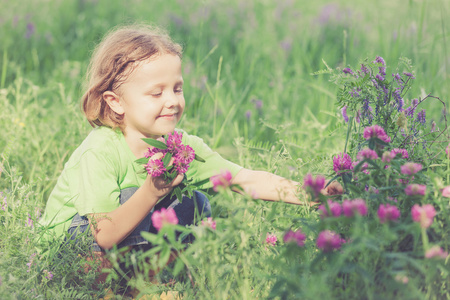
[158, 113, 178, 118]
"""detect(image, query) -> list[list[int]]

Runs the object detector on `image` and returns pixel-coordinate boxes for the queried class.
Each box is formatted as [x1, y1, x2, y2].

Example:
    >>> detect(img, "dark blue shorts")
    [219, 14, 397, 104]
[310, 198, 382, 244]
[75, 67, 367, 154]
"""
[66, 188, 211, 252]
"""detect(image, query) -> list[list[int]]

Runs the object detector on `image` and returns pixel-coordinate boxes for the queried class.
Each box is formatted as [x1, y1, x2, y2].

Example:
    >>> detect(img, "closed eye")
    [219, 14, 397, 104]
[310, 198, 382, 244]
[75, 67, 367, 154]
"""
[174, 87, 183, 94]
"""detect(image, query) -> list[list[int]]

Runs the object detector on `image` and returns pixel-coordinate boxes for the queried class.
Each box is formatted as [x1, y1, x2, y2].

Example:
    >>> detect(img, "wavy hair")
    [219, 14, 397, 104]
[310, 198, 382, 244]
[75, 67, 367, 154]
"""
[81, 24, 183, 129]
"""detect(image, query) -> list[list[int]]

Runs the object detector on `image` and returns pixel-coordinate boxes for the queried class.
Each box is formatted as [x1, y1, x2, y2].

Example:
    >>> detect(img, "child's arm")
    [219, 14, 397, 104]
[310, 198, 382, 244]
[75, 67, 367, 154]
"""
[231, 168, 341, 205]
[88, 157, 184, 250]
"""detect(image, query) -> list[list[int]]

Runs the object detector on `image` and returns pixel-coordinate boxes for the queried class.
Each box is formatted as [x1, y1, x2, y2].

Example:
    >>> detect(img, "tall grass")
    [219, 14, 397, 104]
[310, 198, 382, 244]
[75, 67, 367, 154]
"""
[0, 0, 449, 298]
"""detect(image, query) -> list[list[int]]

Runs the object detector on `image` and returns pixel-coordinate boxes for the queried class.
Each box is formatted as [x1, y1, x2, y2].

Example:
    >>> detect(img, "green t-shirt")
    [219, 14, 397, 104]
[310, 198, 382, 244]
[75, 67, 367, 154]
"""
[38, 126, 242, 243]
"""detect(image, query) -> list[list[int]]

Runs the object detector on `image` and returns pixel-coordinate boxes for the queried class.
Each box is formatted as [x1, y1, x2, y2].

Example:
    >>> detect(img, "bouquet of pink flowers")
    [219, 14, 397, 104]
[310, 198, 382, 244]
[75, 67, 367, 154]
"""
[135, 131, 205, 201]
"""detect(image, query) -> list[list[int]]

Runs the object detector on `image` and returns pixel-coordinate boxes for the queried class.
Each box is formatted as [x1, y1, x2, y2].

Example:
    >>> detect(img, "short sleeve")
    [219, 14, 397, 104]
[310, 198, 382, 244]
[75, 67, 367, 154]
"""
[183, 133, 243, 189]
[71, 150, 121, 215]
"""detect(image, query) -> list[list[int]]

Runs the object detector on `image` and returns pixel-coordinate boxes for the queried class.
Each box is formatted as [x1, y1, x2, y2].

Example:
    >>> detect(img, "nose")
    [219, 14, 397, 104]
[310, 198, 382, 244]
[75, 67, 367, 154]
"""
[164, 91, 180, 108]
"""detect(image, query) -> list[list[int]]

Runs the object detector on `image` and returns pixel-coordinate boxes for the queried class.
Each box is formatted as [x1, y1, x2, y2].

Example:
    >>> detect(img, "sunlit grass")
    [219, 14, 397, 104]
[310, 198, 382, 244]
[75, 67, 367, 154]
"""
[0, 0, 449, 298]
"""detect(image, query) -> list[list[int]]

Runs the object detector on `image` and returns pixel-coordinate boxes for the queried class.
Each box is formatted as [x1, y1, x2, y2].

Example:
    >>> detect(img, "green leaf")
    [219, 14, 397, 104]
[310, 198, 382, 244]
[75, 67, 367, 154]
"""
[137, 169, 147, 175]
[134, 157, 150, 165]
[141, 138, 168, 149]
[141, 231, 163, 244]
[162, 152, 172, 168]
[172, 258, 186, 277]
[194, 154, 205, 163]
[191, 178, 211, 188]
[373, 137, 390, 147]
[174, 186, 183, 202]
[353, 160, 366, 173]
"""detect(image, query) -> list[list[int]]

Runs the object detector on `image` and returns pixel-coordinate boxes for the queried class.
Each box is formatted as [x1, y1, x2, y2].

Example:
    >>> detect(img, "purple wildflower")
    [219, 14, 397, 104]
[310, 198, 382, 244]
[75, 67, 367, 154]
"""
[318, 200, 342, 218]
[166, 131, 183, 152]
[27, 253, 37, 272]
[252, 99, 263, 110]
[175, 144, 195, 164]
[411, 204, 436, 228]
[355, 110, 361, 123]
[425, 245, 448, 259]
[174, 160, 189, 174]
[245, 110, 252, 120]
[279, 39, 292, 52]
[201, 217, 216, 230]
[151, 208, 179, 231]
[333, 152, 353, 174]
[376, 74, 385, 81]
[210, 170, 233, 192]
[27, 214, 33, 228]
[400, 162, 422, 175]
[265, 233, 277, 246]
[303, 174, 326, 198]
[360, 64, 370, 75]
[342, 199, 368, 217]
[145, 159, 166, 177]
[377, 204, 400, 223]
[43, 270, 53, 281]
[341, 105, 349, 122]
[416, 109, 426, 125]
[357, 148, 378, 160]
[382, 151, 396, 163]
[403, 72, 415, 79]
[316, 230, 344, 252]
[25, 22, 35, 39]
[374, 56, 386, 65]
[363, 125, 391, 143]
[284, 229, 306, 247]
[349, 88, 360, 98]
[391, 148, 409, 159]
[343, 68, 354, 75]
[0, 192, 6, 211]
[404, 184, 426, 196]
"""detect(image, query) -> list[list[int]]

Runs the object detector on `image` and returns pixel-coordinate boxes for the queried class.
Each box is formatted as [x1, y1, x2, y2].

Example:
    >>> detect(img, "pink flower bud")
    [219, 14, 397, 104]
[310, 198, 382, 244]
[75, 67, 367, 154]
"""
[151, 208, 179, 231]
[265, 233, 277, 246]
[303, 174, 326, 198]
[442, 186, 450, 198]
[411, 204, 436, 228]
[342, 199, 368, 217]
[377, 204, 400, 223]
[318, 200, 342, 218]
[283, 229, 306, 247]
[425, 245, 448, 259]
[404, 184, 426, 196]
[400, 162, 422, 176]
[316, 230, 344, 252]
[210, 170, 233, 192]
[201, 217, 216, 230]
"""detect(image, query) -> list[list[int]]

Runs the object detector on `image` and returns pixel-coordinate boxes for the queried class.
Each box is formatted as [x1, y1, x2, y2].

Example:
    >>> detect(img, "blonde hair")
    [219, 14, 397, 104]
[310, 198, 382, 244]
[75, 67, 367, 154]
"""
[81, 24, 183, 129]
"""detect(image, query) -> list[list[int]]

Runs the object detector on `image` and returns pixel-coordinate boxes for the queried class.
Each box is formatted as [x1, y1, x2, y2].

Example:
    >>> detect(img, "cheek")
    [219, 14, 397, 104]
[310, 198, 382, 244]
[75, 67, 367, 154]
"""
[179, 97, 186, 112]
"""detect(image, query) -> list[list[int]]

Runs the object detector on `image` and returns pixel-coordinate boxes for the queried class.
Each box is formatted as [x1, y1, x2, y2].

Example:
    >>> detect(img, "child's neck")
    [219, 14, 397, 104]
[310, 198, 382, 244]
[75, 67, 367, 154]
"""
[123, 131, 158, 158]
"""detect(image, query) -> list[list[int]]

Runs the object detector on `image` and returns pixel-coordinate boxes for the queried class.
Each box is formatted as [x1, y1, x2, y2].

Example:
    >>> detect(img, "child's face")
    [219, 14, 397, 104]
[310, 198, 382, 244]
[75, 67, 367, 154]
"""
[116, 54, 185, 139]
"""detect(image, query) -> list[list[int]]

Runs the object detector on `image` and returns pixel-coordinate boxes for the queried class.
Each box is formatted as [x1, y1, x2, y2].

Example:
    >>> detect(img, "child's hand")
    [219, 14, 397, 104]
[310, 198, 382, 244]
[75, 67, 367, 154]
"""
[322, 180, 343, 196]
[145, 153, 184, 199]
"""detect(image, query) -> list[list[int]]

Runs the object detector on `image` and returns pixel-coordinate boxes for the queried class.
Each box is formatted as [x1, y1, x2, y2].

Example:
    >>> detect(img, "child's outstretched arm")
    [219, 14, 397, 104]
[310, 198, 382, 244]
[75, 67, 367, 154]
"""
[231, 168, 342, 205]
[87, 154, 184, 250]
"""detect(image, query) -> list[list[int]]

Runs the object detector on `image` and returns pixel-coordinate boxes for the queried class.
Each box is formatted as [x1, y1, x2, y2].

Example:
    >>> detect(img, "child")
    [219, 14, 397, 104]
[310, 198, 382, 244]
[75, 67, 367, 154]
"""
[38, 24, 340, 280]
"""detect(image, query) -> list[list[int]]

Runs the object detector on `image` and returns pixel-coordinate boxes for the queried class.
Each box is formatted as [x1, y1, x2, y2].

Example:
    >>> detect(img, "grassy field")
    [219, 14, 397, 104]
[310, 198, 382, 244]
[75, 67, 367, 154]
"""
[0, 0, 449, 299]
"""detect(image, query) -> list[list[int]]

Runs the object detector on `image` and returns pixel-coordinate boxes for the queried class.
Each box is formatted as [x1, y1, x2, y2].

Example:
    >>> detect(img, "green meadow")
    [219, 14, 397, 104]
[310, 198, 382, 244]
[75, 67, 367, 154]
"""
[1, 0, 449, 299]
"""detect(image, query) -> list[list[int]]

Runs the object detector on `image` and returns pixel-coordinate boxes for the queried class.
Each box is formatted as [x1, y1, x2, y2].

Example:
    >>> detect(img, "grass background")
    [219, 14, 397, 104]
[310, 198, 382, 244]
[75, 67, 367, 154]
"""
[0, 0, 449, 298]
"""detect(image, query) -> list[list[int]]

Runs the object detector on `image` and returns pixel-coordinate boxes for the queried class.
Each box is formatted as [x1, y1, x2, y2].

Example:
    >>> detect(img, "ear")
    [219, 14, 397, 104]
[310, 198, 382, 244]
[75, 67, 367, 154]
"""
[103, 91, 124, 115]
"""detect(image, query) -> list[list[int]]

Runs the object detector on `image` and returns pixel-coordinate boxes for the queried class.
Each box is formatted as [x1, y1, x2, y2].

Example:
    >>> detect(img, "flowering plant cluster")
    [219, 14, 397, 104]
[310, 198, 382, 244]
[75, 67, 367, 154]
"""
[333, 56, 447, 163]
[269, 57, 449, 297]
[135, 131, 205, 202]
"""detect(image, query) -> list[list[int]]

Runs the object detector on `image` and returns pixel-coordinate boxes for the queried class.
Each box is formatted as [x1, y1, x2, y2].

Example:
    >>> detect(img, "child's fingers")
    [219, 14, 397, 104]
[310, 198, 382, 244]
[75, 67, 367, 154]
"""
[170, 172, 184, 187]
[150, 152, 164, 161]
